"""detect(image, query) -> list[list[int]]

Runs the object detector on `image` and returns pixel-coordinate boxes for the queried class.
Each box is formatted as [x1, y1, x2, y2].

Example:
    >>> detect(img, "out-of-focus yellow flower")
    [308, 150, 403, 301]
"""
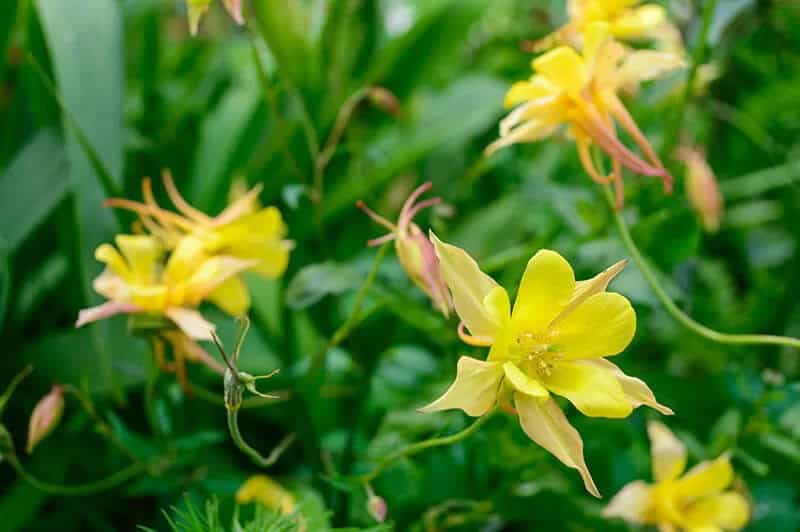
[604, 421, 750, 530]
[487, 23, 682, 207]
[186, 0, 243, 36]
[237, 475, 300, 521]
[76, 234, 253, 340]
[546, 0, 683, 54]
[107, 171, 292, 281]
[357, 182, 452, 317]
[420, 234, 672, 497]
[676, 145, 724, 233]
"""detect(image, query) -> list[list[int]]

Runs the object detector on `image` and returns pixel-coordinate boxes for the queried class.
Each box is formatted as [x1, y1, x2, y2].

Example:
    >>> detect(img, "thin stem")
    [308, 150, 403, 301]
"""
[7, 454, 144, 496]
[602, 185, 800, 349]
[360, 413, 492, 483]
[307, 243, 390, 378]
[226, 408, 295, 468]
[313, 87, 370, 202]
[663, 0, 718, 156]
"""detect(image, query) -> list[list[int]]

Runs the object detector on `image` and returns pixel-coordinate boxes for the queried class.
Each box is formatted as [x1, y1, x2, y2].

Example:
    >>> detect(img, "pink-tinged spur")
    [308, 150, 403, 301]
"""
[186, 0, 244, 36]
[420, 233, 672, 497]
[604, 421, 750, 530]
[357, 182, 452, 317]
[487, 23, 683, 208]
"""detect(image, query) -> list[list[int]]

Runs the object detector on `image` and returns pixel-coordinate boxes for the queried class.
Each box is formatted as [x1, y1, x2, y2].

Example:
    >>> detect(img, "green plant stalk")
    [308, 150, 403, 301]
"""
[663, 0, 718, 155]
[359, 412, 493, 483]
[7, 454, 143, 496]
[602, 185, 800, 349]
[226, 407, 295, 468]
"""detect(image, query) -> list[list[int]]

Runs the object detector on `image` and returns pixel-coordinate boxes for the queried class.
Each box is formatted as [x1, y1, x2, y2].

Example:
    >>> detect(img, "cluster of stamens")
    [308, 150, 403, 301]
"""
[512, 331, 559, 377]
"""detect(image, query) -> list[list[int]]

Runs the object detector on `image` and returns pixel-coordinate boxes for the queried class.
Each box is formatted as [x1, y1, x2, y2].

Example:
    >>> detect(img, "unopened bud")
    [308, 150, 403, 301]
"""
[186, 0, 211, 35]
[367, 492, 388, 522]
[676, 145, 724, 233]
[27, 385, 64, 454]
[367, 87, 400, 118]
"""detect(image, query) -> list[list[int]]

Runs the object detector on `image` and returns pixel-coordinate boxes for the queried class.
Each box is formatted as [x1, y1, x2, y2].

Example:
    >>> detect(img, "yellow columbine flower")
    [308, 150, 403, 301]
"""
[357, 182, 452, 317]
[420, 233, 672, 497]
[487, 23, 682, 208]
[186, 0, 243, 36]
[558, 0, 683, 53]
[75, 234, 254, 340]
[107, 171, 292, 280]
[604, 421, 751, 530]
[237, 475, 305, 530]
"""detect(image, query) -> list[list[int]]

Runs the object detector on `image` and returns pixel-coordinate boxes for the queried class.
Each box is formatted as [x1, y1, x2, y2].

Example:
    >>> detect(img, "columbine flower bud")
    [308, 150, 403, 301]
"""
[676, 145, 724, 233]
[365, 484, 388, 523]
[27, 385, 64, 454]
[357, 182, 452, 317]
[367, 86, 400, 118]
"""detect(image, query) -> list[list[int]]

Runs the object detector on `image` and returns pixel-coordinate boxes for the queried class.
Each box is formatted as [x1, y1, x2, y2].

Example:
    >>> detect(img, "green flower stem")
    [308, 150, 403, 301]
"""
[360, 412, 493, 484]
[226, 407, 295, 468]
[307, 243, 390, 380]
[664, 0, 718, 156]
[603, 185, 800, 349]
[7, 454, 144, 496]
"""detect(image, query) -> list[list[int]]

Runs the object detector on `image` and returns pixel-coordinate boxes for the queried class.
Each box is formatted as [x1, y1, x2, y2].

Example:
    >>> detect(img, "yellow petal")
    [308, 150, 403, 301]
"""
[236, 474, 296, 515]
[115, 235, 161, 283]
[429, 232, 504, 339]
[207, 275, 251, 316]
[213, 207, 287, 252]
[95, 243, 130, 279]
[557, 259, 626, 323]
[503, 77, 558, 109]
[582, 22, 611, 68]
[587, 359, 673, 415]
[516, 394, 600, 497]
[551, 292, 636, 360]
[165, 307, 216, 340]
[540, 360, 632, 418]
[532, 46, 588, 94]
[418, 356, 502, 416]
[502, 361, 549, 400]
[647, 421, 687, 482]
[610, 4, 666, 38]
[183, 256, 256, 304]
[684, 492, 750, 531]
[675, 454, 734, 499]
[485, 119, 560, 156]
[603, 480, 653, 523]
[186, 0, 211, 35]
[128, 284, 169, 312]
[93, 269, 130, 301]
[617, 50, 685, 88]
[164, 235, 208, 283]
[511, 250, 575, 333]
[241, 241, 291, 279]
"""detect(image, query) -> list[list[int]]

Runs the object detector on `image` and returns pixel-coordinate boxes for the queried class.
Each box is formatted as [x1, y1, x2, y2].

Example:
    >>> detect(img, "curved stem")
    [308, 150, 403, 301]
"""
[7, 454, 143, 496]
[602, 185, 800, 349]
[360, 412, 493, 483]
[226, 408, 295, 468]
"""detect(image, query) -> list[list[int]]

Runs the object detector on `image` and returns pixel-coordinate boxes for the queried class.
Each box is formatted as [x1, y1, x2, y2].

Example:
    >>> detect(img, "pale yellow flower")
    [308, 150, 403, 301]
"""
[557, 0, 683, 54]
[604, 421, 751, 531]
[236, 475, 305, 530]
[487, 23, 682, 207]
[76, 234, 253, 340]
[107, 171, 292, 281]
[420, 234, 672, 497]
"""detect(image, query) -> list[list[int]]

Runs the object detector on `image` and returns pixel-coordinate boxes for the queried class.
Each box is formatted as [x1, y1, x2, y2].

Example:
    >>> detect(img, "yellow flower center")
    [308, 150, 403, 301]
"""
[510, 330, 561, 377]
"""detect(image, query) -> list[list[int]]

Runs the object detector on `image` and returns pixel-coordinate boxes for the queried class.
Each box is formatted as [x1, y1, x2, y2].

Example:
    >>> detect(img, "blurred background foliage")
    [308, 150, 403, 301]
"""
[1, 0, 799, 530]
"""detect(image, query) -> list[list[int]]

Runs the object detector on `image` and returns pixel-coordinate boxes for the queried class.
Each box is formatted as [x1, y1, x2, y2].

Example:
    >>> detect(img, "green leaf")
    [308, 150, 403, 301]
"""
[0, 129, 68, 251]
[286, 262, 361, 310]
[35, 0, 125, 395]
